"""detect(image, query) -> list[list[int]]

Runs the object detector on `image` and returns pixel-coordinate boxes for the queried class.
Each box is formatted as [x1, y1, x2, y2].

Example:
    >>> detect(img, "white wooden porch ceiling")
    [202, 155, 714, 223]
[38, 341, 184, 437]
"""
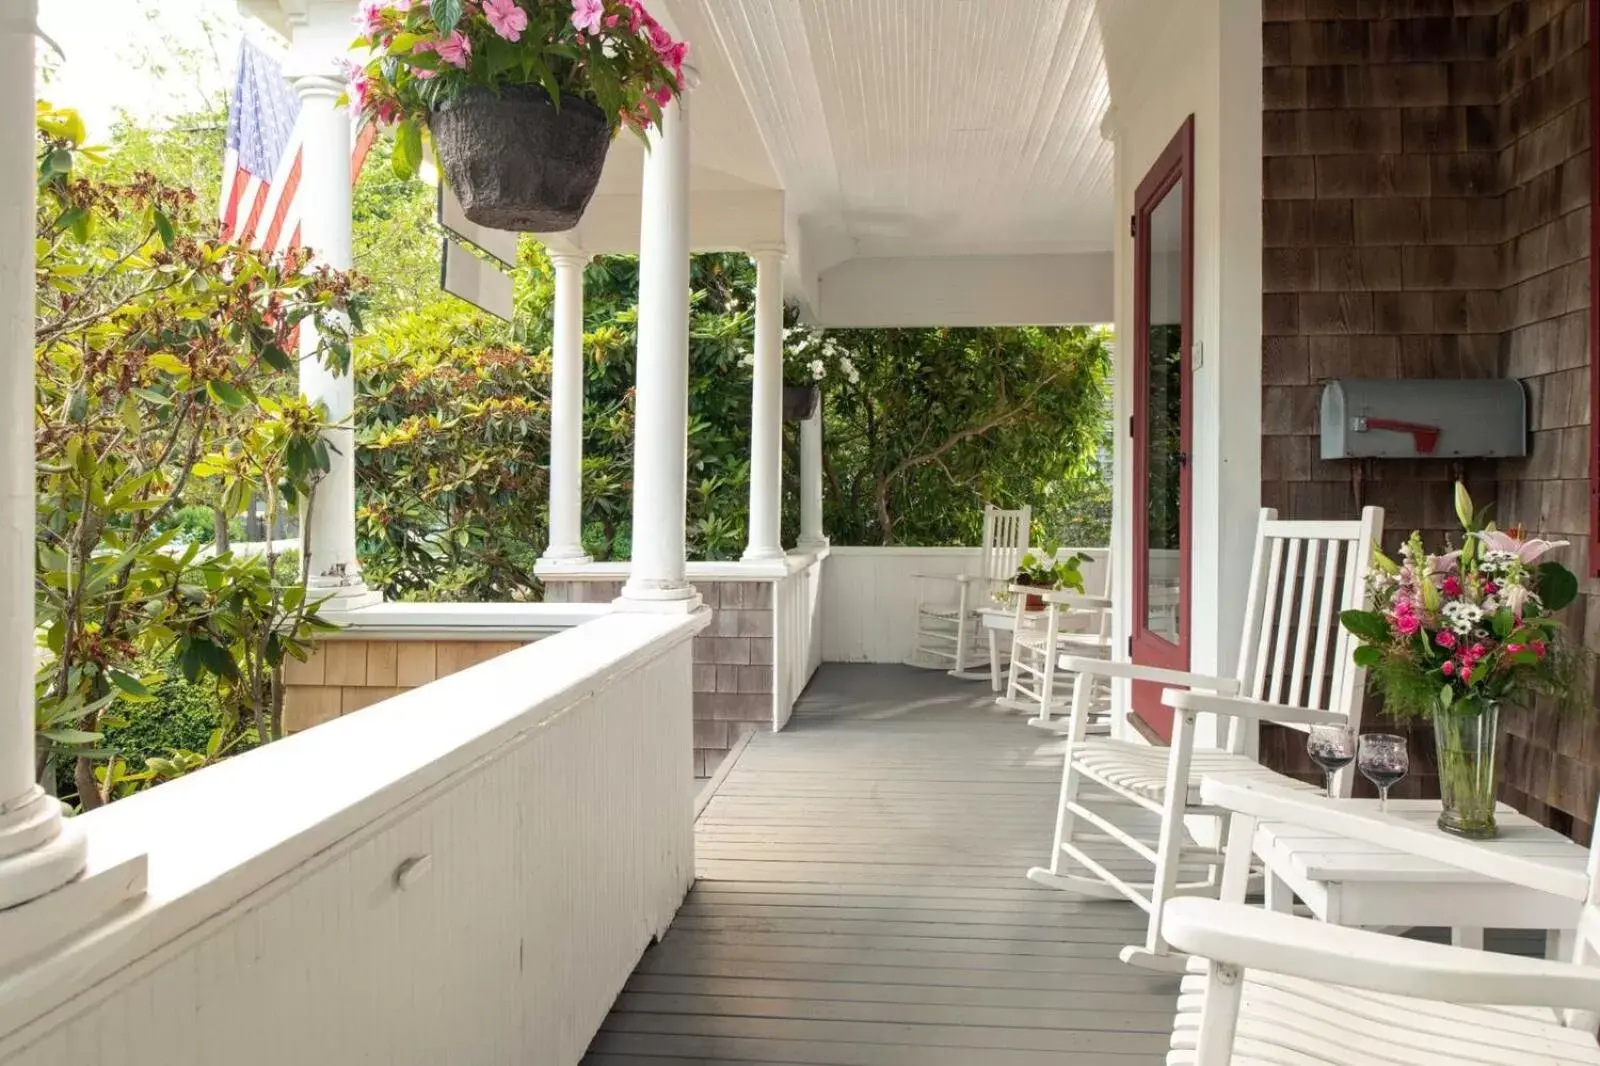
[686, 0, 1114, 259]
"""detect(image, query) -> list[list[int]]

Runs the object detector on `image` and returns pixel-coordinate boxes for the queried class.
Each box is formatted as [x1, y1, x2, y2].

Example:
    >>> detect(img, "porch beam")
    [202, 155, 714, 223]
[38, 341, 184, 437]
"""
[0, 0, 88, 908]
[742, 245, 786, 562]
[290, 69, 379, 612]
[542, 250, 591, 564]
[618, 92, 701, 612]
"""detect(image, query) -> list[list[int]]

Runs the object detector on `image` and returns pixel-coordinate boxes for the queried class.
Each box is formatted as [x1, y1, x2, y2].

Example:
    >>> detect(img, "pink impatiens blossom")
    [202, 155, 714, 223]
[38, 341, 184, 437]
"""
[353, 0, 387, 36]
[484, 0, 529, 41]
[346, 62, 372, 117]
[572, 0, 605, 35]
[436, 29, 472, 67]
[1533, 639, 1548, 658]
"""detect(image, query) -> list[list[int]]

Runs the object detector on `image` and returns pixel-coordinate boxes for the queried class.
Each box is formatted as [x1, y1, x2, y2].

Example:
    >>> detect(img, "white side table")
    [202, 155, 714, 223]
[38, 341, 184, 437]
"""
[1251, 797, 1588, 956]
[977, 607, 1019, 692]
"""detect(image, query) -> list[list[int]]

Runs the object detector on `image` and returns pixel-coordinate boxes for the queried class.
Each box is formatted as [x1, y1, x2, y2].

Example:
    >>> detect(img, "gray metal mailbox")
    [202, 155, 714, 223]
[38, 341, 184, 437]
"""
[1319, 379, 1527, 460]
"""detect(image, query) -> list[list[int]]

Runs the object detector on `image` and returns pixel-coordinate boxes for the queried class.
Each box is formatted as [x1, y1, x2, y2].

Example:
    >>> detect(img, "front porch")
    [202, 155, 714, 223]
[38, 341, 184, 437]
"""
[585, 664, 1179, 1065]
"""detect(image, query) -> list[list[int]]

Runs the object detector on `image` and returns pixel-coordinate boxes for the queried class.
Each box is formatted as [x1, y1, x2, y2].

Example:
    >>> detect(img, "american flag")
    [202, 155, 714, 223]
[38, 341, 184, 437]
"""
[219, 38, 376, 255]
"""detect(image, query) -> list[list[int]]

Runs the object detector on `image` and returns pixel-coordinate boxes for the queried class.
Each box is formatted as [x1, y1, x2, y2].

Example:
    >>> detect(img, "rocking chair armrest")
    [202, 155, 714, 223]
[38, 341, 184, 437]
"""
[1163, 897, 1600, 1011]
[1161, 690, 1347, 727]
[1055, 658, 1242, 696]
[1197, 776, 1592, 901]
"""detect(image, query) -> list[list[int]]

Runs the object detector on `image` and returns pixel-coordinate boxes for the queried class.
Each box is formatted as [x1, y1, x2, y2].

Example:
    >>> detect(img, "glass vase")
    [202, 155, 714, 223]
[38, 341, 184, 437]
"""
[1432, 699, 1499, 839]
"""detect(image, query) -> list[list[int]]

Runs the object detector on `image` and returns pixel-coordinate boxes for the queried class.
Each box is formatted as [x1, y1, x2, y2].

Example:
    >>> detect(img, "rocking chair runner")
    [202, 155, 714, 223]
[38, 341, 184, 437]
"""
[910, 505, 1030, 678]
[997, 582, 1113, 730]
[1029, 506, 1384, 970]
[1165, 775, 1600, 1065]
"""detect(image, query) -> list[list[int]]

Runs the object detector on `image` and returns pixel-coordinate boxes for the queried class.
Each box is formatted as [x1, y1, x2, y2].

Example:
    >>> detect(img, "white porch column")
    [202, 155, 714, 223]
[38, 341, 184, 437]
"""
[618, 92, 700, 611]
[798, 412, 828, 549]
[0, 0, 87, 908]
[742, 245, 786, 562]
[292, 72, 378, 611]
[542, 250, 591, 564]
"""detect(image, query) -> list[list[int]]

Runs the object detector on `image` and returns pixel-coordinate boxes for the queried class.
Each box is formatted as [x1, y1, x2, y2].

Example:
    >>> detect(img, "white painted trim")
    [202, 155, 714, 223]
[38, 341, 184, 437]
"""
[317, 601, 610, 640]
[815, 253, 1114, 327]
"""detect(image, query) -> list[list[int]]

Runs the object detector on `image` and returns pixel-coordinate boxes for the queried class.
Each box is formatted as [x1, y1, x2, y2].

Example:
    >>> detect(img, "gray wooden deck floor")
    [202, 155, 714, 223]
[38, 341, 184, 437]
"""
[583, 664, 1180, 1064]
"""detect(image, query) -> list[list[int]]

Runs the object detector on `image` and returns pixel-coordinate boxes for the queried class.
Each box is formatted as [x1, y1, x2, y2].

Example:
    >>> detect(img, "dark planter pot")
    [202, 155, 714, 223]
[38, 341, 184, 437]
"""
[430, 86, 611, 233]
[783, 385, 820, 421]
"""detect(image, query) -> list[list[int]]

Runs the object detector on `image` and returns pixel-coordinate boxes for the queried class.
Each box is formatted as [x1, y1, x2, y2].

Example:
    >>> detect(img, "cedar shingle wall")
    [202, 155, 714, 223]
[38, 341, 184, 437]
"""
[1492, 0, 1595, 841]
[1260, 0, 1596, 833]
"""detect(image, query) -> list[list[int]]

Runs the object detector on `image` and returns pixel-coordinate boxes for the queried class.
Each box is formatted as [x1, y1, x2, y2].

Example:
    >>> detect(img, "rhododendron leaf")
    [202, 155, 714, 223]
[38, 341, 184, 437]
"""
[1340, 610, 1389, 644]
[1537, 562, 1578, 611]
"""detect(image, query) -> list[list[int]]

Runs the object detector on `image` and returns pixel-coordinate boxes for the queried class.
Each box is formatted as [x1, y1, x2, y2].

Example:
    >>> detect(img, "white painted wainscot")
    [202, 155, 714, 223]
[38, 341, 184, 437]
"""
[0, 609, 708, 1066]
[820, 546, 1110, 664]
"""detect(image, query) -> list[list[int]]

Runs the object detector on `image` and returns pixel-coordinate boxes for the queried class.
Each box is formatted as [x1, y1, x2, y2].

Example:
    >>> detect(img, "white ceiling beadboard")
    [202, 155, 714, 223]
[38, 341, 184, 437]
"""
[686, 0, 1114, 260]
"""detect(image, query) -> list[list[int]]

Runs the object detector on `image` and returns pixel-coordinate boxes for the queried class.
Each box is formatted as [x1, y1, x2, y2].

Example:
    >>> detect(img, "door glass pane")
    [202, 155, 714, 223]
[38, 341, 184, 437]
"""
[1144, 180, 1183, 643]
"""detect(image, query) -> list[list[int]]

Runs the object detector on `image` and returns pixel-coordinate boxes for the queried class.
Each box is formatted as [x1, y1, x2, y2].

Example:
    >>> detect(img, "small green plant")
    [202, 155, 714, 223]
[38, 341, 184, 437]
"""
[1014, 544, 1092, 593]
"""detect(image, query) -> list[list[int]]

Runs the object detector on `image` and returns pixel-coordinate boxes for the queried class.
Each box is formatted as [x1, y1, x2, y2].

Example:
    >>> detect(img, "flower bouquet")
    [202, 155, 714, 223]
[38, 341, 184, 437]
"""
[1339, 484, 1588, 838]
[348, 0, 687, 231]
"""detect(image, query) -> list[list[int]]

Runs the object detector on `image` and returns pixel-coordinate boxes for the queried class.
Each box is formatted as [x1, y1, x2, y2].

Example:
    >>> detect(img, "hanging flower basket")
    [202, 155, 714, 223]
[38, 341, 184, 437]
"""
[430, 86, 610, 232]
[349, 0, 687, 232]
[783, 385, 819, 421]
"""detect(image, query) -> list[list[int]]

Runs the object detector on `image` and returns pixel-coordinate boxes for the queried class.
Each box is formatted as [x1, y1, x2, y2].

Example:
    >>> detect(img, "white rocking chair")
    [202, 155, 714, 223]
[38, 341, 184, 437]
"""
[997, 582, 1113, 730]
[1165, 775, 1600, 1065]
[1028, 506, 1384, 970]
[911, 504, 1030, 679]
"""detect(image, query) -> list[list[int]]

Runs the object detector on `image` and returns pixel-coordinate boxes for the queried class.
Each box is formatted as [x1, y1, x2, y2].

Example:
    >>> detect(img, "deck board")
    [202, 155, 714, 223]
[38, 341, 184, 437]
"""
[582, 664, 1178, 1064]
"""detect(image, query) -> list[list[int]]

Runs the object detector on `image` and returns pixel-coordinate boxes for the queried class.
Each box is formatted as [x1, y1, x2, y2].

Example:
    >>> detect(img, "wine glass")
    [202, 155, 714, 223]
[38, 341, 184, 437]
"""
[1358, 733, 1409, 814]
[1307, 724, 1356, 798]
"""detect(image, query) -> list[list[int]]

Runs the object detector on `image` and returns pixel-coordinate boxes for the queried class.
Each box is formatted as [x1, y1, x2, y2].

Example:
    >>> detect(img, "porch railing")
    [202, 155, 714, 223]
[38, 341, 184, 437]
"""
[0, 610, 707, 1065]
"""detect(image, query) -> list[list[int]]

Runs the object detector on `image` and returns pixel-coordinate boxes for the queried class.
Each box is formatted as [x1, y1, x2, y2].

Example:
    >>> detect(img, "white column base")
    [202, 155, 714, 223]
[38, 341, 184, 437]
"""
[307, 573, 383, 616]
[616, 579, 704, 614]
[539, 546, 593, 566]
[0, 788, 87, 910]
[797, 535, 830, 550]
[740, 545, 787, 563]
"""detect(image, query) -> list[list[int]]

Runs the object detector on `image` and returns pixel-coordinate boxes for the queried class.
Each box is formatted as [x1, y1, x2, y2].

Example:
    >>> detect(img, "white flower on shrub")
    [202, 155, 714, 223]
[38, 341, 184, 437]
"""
[840, 355, 860, 384]
[738, 347, 754, 368]
[809, 359, 827, 379]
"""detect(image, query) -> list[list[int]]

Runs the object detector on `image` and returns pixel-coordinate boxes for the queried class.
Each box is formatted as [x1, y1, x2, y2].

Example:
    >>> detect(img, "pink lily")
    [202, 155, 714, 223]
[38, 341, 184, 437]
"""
[1476, 529, 1570, 564]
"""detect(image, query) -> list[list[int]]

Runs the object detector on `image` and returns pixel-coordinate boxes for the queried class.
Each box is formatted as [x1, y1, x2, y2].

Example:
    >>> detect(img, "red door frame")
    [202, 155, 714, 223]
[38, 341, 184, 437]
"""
[1129, 115, 1195, 744]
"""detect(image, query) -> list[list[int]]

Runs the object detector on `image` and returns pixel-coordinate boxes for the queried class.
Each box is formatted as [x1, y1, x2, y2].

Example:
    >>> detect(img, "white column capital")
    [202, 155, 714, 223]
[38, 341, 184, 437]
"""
[747, 243, 787, 264]
[547, 249, 592, 271]
[289, 72, 347, 103]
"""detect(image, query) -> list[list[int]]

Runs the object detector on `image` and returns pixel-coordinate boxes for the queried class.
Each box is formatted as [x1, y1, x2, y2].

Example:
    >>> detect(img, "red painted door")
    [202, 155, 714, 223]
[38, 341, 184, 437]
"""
[1129, 117, 1194, 744]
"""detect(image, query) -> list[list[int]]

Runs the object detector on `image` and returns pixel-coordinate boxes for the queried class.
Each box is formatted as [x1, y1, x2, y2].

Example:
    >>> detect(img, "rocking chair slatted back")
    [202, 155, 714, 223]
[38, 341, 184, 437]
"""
[1229, 508, 1384, 753]
[980, 505, 1031, 588]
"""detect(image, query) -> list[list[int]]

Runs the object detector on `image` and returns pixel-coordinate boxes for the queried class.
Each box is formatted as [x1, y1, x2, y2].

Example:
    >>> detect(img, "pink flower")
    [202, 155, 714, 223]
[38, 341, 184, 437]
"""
[345, 62, 372, 116]
[1483, 581, 1498, 595]
[1469, 643, 1487, 659]
[484, 0, 528, 40]
[1436, 630, 1457, 649]
[650, 83, 674, 106]
[353, 0, 387, 36]
[1461, 666, 1473, 683]
[660, 39, 688, 73]
[648, 21, 674, 53]
[1477, 529, 1571, 564]
[605, 12, 620, 27]
[1441, 660, 1455, 676]
[436, 29, 472, 67]
[1506, 643, 1526, 655]
[1532, 639, 1548, 658]
[1393, 612, 1421, 636]
[571, 0, 605, 35]
[1441, 575, 1461, 597]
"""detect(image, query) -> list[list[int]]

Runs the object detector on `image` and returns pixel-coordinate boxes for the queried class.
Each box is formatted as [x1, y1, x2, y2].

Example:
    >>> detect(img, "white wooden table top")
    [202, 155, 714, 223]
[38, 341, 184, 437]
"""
[1256, 799, 1589, 884]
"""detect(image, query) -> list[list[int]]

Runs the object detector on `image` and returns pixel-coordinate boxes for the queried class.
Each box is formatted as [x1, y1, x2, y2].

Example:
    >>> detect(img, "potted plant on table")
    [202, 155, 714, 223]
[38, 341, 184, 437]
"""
[349, 0, 688, 231]
[1340, 484, 1589, 839]
[1013, 546, 1092, 610]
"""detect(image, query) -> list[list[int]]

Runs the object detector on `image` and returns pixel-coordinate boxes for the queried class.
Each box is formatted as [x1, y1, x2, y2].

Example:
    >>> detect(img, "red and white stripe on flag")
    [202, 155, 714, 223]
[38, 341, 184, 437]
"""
[218, 37, 376, 256]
